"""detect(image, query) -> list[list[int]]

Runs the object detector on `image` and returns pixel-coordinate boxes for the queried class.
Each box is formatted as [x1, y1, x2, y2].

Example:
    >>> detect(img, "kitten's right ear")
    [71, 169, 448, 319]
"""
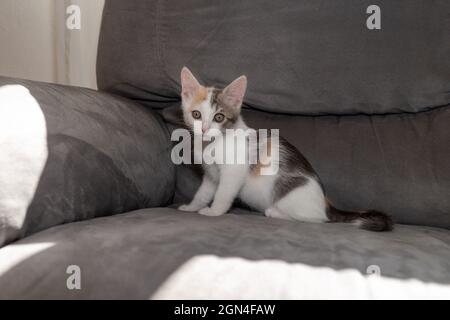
[180, 67, 201, 102]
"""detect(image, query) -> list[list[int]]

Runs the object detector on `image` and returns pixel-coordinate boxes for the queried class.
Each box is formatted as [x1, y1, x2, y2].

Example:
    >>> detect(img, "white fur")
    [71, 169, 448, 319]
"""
[267, 179, 327, 223]
[239, 173, 277, 212]
[180, 126, 250, 216]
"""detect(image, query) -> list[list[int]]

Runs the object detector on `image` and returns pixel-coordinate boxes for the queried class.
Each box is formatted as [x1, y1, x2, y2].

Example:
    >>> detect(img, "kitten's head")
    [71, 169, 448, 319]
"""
[180, 67, 247, 137]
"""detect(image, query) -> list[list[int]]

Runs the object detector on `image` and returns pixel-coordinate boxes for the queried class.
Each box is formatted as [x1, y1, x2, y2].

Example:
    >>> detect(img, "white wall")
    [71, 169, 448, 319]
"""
[0, 0, 104, 89]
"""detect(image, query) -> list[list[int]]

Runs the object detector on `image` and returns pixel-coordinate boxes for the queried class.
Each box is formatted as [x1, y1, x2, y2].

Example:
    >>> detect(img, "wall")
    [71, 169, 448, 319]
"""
[0, 0, 104, 89]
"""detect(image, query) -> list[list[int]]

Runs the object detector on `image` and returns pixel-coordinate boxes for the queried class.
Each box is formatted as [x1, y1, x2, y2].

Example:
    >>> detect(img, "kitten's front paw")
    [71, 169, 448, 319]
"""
[198, 207, 224, 217]
[178, 204, 199, 212]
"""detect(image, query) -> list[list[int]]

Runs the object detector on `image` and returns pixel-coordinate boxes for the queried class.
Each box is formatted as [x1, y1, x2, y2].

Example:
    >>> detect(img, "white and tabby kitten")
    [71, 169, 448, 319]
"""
[178, 67, 393, 231]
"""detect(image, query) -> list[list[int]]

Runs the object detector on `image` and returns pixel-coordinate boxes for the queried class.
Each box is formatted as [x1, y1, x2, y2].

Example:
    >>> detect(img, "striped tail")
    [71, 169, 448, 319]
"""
[326, 205, 393, 232]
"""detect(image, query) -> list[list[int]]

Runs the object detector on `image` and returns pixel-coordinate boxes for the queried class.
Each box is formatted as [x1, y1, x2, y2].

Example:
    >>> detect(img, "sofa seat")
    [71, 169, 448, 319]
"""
[0, 207, 449, 299]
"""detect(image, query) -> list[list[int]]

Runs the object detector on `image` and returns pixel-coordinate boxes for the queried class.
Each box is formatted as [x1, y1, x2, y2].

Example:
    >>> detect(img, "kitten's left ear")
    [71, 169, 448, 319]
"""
[221, 75, 247, 109]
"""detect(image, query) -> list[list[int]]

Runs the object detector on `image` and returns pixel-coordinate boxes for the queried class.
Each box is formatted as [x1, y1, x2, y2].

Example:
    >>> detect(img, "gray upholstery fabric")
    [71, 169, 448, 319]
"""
[1, 207, 449, 299]
[0, 77, 176, 248]
[162, 105, 450, 229]
[97, 0, 450, 115]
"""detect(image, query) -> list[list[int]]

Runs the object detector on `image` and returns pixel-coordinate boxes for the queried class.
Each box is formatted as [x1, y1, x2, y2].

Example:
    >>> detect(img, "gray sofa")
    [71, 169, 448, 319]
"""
[0, 0, 450, 299]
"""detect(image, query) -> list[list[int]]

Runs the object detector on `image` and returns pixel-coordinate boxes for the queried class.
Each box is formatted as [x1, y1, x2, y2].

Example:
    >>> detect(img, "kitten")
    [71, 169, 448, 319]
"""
[177, 67, 393, 231]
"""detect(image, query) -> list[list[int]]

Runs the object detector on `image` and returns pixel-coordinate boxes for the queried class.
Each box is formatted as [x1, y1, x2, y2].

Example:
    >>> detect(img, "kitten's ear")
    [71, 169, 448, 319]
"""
[180, 67, 201, 101]
[222, 75, 247, 110]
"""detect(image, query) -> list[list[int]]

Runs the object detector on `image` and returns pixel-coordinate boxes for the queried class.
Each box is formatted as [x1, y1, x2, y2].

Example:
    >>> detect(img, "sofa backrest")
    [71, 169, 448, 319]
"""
[97, 0, 450, 115]
[97, 0, 450, 229]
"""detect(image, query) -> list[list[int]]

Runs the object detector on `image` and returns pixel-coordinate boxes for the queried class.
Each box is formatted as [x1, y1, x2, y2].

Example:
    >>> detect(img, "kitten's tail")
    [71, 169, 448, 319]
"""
[326, 204, 393, 232]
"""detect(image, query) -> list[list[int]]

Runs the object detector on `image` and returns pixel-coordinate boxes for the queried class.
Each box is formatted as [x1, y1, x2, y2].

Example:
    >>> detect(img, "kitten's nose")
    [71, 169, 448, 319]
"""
[202, 127, 208, 133]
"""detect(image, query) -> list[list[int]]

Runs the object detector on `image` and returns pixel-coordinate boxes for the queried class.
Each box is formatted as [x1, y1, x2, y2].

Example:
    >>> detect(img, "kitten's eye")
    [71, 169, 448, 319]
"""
[213, 113, 225, 123]
[192, 110, 201, 119]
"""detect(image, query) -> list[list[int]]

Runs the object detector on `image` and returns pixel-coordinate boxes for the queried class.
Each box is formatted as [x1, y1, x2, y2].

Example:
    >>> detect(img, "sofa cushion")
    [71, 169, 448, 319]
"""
[0, 77, 175, 248]
[97, 0, 450, 115]
[162, 105, 450, 230]
[0, 207, 449, 299]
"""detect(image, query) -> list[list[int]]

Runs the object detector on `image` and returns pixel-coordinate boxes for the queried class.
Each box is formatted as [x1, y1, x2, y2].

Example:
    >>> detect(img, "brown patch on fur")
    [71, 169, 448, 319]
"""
[251, 138, 272, 176]
[188, 86, 208, 111]
[272, 136, 316, 202]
